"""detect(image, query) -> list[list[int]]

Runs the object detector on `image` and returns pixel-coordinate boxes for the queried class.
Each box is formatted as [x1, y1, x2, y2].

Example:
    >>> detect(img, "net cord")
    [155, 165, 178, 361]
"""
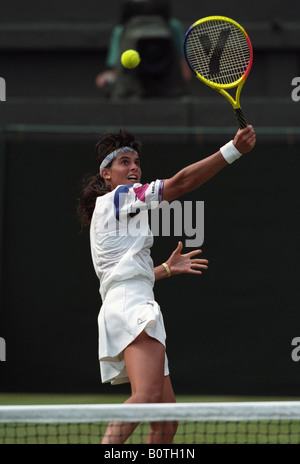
[1, 402, 300, 423]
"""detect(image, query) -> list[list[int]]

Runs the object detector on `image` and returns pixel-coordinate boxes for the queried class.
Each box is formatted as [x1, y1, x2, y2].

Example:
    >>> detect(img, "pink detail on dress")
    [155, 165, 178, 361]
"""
[133, 184, 149, 202]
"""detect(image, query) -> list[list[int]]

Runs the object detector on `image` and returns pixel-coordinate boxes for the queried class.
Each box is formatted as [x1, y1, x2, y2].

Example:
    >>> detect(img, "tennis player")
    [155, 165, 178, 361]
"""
[78, 126, 256, 444]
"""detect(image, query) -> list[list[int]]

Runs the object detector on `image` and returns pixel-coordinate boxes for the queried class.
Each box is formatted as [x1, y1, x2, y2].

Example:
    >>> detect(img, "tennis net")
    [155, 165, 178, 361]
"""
[1, 401, 300, 444]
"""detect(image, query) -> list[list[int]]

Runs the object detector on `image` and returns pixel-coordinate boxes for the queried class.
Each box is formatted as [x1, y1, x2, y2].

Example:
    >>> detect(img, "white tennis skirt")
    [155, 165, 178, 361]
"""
[98, 277, 169, 385]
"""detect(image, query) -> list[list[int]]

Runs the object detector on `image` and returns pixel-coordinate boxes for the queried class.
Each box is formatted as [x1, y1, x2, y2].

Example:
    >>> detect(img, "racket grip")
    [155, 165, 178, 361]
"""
[234, 108, 248, 129]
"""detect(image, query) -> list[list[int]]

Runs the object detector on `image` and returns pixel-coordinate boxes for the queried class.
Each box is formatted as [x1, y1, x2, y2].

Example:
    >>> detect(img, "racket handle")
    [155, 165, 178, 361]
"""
[234, 108, 248, 129]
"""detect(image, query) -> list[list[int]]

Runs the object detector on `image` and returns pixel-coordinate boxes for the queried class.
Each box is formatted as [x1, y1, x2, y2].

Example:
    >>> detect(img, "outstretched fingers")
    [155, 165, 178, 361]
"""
[189, 258, 209, 274]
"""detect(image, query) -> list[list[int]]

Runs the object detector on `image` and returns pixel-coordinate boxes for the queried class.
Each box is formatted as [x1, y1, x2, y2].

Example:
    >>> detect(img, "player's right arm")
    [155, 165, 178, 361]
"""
[162, 126, 255, 202]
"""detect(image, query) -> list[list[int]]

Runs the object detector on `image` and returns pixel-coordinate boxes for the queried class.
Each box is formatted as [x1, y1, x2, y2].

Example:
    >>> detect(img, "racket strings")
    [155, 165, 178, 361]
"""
[185, 20, 251, 85]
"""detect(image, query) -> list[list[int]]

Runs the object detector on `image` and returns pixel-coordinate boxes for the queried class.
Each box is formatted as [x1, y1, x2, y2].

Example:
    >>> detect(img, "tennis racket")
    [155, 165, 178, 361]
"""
[184, 16, 253, 129]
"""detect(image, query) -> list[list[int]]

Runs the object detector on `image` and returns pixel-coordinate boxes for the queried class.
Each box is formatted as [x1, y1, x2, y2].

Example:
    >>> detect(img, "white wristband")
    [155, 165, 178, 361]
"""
[220, 140, 242, 164]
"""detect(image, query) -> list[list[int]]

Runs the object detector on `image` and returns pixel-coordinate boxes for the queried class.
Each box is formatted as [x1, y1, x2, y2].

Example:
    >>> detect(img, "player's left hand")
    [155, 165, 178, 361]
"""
[166, 241, 209, 276]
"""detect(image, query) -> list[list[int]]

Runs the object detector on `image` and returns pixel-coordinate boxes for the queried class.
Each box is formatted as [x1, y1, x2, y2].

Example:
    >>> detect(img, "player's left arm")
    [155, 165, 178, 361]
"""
[154, 241, 209, 280]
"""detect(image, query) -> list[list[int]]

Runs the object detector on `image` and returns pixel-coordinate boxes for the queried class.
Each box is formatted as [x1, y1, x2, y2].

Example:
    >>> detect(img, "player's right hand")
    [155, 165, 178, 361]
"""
[233, 125, 256, 154]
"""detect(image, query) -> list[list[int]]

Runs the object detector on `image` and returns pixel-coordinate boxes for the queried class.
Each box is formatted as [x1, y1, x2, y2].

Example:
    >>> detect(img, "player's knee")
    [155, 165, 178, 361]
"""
[132, 389, 163, 404]
[144, 391, 163, 403]
[150, 420, 178, 440]
[166, 420, 178, 437]
[149, 389, 163, 403]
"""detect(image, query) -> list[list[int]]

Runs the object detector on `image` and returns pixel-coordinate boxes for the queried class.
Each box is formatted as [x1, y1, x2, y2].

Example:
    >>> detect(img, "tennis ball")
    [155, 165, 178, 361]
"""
[121, 50, 141, 69]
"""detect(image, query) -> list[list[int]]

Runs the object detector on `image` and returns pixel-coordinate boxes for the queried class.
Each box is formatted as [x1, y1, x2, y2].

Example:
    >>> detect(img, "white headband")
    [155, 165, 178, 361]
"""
[99, 146, 139, 177]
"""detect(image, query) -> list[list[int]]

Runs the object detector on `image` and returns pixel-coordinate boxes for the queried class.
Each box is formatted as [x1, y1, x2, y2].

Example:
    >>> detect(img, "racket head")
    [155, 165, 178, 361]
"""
[184, 16, 253, 90]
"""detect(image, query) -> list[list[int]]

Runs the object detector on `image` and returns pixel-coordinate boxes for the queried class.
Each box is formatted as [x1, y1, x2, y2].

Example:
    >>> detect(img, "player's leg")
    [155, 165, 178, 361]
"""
[125, 331, 177, 443]
[124, 330, 166, 402]
[126, 332, 178, 443]
[101, 330, 166, 444]
[146, 374, 178, 444]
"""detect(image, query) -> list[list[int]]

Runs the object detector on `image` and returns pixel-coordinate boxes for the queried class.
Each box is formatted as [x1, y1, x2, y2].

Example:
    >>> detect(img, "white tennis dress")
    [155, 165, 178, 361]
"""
[90, 180, 169, 384]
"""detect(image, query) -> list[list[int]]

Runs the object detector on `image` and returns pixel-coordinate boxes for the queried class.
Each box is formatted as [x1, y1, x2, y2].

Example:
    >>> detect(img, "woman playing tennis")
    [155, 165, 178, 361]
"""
[78, 126, 256, 444]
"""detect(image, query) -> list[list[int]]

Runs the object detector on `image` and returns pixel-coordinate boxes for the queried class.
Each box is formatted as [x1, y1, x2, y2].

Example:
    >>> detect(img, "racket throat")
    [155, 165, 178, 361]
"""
[216, 87, 237, 107]
[215, 86, 247, 128]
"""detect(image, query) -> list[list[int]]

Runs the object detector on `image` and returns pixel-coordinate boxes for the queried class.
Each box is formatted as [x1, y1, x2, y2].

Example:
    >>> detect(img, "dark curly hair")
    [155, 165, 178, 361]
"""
[77, 130, 142, 227]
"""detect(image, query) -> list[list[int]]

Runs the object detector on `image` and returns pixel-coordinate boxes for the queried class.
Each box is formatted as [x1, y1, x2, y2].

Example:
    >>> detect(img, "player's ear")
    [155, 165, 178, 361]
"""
[102, 169, 111, 181]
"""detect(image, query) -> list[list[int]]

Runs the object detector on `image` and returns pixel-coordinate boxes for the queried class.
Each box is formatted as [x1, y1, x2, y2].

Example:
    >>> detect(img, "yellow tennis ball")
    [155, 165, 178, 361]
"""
[121, 50, 141, 69]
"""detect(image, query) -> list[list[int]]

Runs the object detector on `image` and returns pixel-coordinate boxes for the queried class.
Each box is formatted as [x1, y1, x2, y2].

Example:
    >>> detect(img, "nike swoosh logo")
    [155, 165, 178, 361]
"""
[137, 318, 146, 325]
